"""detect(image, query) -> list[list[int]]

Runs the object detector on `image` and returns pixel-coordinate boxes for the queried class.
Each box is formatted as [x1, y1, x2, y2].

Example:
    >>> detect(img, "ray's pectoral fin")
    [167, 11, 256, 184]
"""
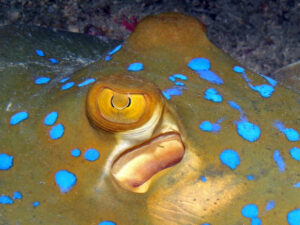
[86, 74, 185, 193]
[111, 132, 185, 193]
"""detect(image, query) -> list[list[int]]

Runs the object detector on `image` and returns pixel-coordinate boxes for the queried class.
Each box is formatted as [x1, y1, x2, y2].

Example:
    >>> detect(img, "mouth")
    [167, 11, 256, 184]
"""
[111, 132, 185, 193]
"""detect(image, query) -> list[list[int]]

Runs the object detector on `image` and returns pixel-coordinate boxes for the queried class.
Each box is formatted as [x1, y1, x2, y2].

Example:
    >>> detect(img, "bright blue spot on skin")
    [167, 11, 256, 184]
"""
[105, 55, 111, 61]
[84, 149, 100, 161]
[290, 147, 300, 161]
[49, 124, 64, 140]
[35, 77, 50, 84]
[197, 70, 224, 85]
[199, 121, 221, 132]
[32, 201, 40, 207]
[236, 121, 261, 142]
[13, 192, 22, 200]
[61, 82, 75, 90]
[169, 76, 176, 82]
[200, 176, 207, 182]
[55, 170, 77, 193]
[128, 62, 143, 71]
[241, 204, 259, 218]
[0, 196, 13, 204]
[233, 66, 245, 73]
[248, 175, 255, 180]
[162, 87, 183, 100]
[273, 150, 285, 172]
[49, 58, 59, 64]
[71, 149, 81, 157]
[287, 209, 300, 225]
[175, 81, 185, 86]
[204, 88, 222, 103]
[188, 58, 210, 71]
[10, 111, 28, 125]
[294, 182, 300, 188]
[265, 200, 275, 211]
[251, 217, 262, 225]
[44, 112, 58, 126]
[219, 149, 240, 170]
[173, 74, 188, 80]
[251, 84, 274, 98]
[35, 49, 45, 56]
[98, 221, 116, 225]
[59, 77, 70, 83]
[228, 101, 242, 112]
[78, 78, 96, 87]
[0, 153, 13, 170]
[109, 44, 122, 55]
[274, 121, 300, 142]
[260, 74, 277, 86]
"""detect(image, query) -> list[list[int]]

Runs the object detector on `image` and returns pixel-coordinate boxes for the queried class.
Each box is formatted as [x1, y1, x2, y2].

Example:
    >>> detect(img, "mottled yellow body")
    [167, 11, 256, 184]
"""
[1, 13, 299, 225]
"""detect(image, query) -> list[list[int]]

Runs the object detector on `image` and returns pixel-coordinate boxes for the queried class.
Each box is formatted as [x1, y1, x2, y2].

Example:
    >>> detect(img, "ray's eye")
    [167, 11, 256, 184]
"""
[86, 80, 161, 132]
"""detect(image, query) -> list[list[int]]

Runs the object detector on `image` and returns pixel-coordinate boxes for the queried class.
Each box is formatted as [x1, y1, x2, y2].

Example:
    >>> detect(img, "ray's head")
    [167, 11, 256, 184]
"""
[86, 74, 185, 193]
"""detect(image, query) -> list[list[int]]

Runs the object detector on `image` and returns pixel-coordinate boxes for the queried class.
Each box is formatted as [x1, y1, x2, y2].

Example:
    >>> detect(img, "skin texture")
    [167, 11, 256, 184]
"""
[1, 13, 300, 225]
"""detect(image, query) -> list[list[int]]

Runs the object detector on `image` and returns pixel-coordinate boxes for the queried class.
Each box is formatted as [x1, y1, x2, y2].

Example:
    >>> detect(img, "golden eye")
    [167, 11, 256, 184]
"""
[86, 75, 163, 132]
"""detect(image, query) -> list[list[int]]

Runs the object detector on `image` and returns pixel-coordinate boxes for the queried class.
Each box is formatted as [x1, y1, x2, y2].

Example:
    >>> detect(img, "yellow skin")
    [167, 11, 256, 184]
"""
[1, 13, 300, 225]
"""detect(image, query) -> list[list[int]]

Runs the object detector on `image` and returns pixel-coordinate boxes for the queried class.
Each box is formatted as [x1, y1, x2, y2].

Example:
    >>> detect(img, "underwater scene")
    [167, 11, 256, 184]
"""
[0, 13, 300, 225]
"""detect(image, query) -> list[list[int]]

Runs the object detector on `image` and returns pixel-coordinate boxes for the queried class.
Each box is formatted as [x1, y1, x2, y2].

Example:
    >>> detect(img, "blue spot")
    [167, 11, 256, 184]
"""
[188, 58, 210, 71]
[55, 170, 77, 193]
[0, 153, 13, 170]
[201, 224, 210, 225]
[251, 217, 262, 225]
[78, 78, 96, 87]
[274, 121, 300, 142]
[49, 124, 64, 140]
[241, 204, 259, 218]
[290, 147, 300, 161]
[10, 112, 28, 125]
[128, 62, 143, 71]
[44, 112, 58, 126]
[219, 149, 240, 170]
[84, 149, 100, 161]
[35, 77, 50, 84]
[32, 201, 40, 207]
[61, 82, 75, 90]
[199, 121, 221, 132]
[247, 175, 255, 180]
[109, 44, 122, 55]
[273, 150, 285, 172]
[71, 149, 81, 157]
[169, 76, 176, 82]
[233, 66, 245, 73]
[13, 192, 22, 200]
[175, 81, 185, 86]
[200, 176, 207, 182]
[162, 87, 183, 100]
[236, 121, 261, 142]
[228, 101, 242, 112]
[259, 74, 277, 86]
[59, 77, 70, 83]
[204, 88, 222, 103]
[35, 49, 45, 57]
[251, 84, 274, 98]
[0, 196, 13, 204]
[287, 209, 300, 225]
[98, 221, 116, 225]
[294, 182, 300, 188]
[265, 200, 275, 211]
[197, 70, 223, 85]
[49, 58, 59, 64]
[173, 74, 188, 80]
[105, 55, 111, 61]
